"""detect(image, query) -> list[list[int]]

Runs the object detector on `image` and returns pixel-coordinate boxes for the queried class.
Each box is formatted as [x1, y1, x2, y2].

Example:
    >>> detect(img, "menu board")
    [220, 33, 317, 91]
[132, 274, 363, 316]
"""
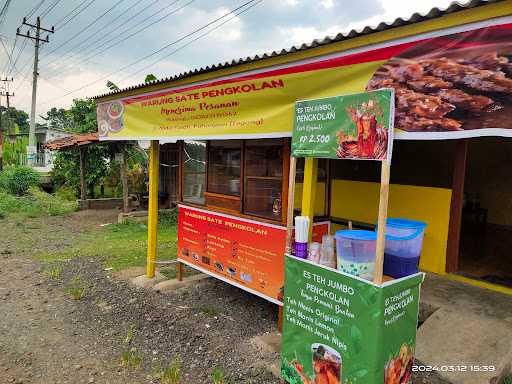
[281, 256, 423, 384]
[177, 205, 330, 304]
[292, 89, 394, 161]
[177, 205, 286, 304]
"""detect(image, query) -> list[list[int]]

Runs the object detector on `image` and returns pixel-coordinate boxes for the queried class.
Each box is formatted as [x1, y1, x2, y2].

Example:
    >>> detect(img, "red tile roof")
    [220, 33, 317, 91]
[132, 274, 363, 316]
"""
[44, 133, 99, 151]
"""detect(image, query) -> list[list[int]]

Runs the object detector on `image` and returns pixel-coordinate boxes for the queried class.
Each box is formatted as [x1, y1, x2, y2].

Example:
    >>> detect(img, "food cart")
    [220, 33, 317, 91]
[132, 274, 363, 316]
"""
[93, 3, 512, 374]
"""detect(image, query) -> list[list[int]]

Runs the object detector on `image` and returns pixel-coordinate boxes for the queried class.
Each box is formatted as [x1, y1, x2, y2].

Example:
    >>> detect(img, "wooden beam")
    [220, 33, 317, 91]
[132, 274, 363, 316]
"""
[373, 160, 391, 285]
[446, 139, 468, 273]
[146, 140, 160, 278]
[79, 147, 87, 201]
[120, 144, 129, 213]
[301, 158, 318, 241]
[285, 156, 297, 254]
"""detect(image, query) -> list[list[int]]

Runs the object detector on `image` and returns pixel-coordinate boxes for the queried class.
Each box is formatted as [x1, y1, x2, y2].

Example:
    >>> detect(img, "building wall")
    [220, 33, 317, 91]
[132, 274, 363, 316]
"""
[293, 140, 457, 275]
[329, 180, 451, 275]
[465, 137, 512, 227]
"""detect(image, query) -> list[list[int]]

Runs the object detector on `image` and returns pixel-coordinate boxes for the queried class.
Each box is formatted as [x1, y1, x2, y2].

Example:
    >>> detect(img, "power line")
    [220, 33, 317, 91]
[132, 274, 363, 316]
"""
[2, 34, 16, 74]
[40, 0, 64, 19]
[38, 0, 261, 106]
[7, 37, 28, 77]
[43, 0, 151, 66]
[41, 0, 129, 59]
[26, 0, 46, 19]
[0, 0, 13, 32]
[54, 0, 97, 30]
[39, 74, 70, 93]
[43, 0, 185, 69]
[123, 0, 262, 82]
[13, 58, 35, 94]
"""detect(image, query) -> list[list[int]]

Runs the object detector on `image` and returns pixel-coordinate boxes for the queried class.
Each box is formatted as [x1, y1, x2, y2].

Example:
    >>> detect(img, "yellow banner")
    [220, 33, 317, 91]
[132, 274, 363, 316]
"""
[97, 61, 383, 140]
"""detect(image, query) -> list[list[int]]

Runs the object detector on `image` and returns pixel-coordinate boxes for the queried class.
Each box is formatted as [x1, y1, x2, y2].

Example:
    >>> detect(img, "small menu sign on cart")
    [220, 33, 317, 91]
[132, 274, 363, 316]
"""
[292, 89, 394, 161]
[281, 255, 423, 384]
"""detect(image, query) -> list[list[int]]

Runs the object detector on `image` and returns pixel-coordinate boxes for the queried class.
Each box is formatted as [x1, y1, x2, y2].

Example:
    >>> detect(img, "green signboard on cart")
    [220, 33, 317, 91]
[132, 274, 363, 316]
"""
[281, 255, 423, 384]
[292, 89, 394, 161]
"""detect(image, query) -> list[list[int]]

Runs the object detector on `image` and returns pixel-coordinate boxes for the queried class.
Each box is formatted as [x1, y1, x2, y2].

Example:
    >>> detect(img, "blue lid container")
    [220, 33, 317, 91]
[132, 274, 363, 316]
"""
[382, 218, 427, 278]
[335, 230, 377, 263]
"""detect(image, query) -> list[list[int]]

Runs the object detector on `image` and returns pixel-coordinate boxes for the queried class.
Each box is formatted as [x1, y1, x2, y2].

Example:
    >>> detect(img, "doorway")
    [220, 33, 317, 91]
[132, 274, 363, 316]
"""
[457, 137, 512, 287]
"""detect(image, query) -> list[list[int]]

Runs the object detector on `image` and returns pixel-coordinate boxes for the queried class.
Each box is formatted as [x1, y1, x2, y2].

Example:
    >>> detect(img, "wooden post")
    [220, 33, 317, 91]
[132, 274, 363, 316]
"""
[79, 146, 87, 201]
[446, 139, 468, 273]
[373, 161, 391, 285]
[301, 158, 318, 242]
[120, 144, 129, 213]
[278, 306, 283, 333]
[285, 156, 297, 254]
[176, 262, 184, 282]
[146, 140, 160, 278]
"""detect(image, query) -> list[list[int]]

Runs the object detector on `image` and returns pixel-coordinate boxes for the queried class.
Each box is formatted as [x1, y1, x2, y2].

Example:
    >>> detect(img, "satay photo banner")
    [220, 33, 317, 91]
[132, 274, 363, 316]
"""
[98, 21, 512, 141]
[280, 256, 424, 384]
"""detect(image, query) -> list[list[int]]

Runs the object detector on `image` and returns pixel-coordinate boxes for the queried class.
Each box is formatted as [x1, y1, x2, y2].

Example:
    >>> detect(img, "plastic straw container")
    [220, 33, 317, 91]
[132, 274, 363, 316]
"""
[294, 216, 310, 259]
[335, 230, 377, 280]
[383, 218, 427, 278]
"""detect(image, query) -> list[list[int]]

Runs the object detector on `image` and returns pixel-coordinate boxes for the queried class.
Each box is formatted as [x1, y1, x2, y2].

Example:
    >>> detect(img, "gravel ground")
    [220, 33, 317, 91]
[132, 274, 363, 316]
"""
[0, 211, 451, 383]
[58, 258, 280, 383]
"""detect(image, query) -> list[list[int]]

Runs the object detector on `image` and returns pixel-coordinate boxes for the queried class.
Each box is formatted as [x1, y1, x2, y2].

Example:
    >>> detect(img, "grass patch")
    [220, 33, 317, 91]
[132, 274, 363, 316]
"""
[159, 359, 182, 384]
[124, 324, 136, 345]
[211, 366, 227, 384]
[199, 305, 220, 317]
[0, 187, 76, 219]
[66, 275, 86, 300]
[120, 348, 143, 369]
[504, 375, 512, 384]
[42, 263, 64, 280]
[159, 265, 200, 280]
[37, 220, 178, 271]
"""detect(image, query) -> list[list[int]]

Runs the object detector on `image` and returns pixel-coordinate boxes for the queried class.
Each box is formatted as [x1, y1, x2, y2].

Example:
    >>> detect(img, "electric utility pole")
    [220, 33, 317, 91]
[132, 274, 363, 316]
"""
[0, 92, 3, 172]
[16, 17, 54, 167]
[0, 77, 13, 171]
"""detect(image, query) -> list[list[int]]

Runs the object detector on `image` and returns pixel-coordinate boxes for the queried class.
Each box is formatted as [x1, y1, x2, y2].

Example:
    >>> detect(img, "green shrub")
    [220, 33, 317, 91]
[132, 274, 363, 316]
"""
[0, 187, 77, 219]
[55, 185, 77, 201]
[0, 166, 40, 195]
[159, 209, 178, 226]
[29, 187, 77, 216]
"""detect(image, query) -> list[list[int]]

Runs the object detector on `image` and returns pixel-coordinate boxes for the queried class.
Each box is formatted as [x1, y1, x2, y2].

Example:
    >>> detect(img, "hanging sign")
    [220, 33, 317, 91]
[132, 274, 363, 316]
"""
[292, 89, 394, 161]
[176, 205, 330, 304]
[281, 256, 423, 384]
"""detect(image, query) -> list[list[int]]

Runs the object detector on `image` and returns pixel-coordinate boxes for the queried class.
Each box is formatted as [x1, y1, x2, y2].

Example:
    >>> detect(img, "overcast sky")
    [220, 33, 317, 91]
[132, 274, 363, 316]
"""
[0, 0, 457, 119]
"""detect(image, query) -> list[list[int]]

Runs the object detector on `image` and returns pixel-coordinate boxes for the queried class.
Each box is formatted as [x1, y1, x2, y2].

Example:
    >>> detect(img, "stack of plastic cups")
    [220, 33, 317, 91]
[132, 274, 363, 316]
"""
[319, 234, 336, 269]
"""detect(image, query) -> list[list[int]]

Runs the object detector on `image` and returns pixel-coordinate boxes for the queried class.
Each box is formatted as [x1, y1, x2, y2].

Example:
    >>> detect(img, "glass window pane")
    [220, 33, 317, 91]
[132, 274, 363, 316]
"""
[244, 139, 283, 219]
[207, 141, 241, 196]
[183, 141, 206, 205]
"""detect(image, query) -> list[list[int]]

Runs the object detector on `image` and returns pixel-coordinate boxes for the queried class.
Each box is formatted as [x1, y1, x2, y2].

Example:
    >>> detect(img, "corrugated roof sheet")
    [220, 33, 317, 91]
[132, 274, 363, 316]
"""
[45, 133, 99, 150]
[93, 0, 505, 100]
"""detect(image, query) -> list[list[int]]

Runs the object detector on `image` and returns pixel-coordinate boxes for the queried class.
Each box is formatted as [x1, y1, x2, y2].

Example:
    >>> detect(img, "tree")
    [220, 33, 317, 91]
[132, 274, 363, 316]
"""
[105, 74, 158, 93]
[40, 107, 72, 131]
[0, 105, 29, 133]
[144, 74, 157, 83]
[51, 98, 110, 197]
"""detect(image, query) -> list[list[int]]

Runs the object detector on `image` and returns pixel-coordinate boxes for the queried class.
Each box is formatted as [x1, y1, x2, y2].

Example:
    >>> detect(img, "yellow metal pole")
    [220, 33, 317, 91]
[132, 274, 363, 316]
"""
[301, 158, 318, 242]
[146, 140, 160, 278]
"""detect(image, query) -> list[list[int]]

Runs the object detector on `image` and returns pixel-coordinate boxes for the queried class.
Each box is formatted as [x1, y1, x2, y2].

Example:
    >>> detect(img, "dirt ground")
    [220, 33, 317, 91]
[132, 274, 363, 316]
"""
[0, 210, 448, 384]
